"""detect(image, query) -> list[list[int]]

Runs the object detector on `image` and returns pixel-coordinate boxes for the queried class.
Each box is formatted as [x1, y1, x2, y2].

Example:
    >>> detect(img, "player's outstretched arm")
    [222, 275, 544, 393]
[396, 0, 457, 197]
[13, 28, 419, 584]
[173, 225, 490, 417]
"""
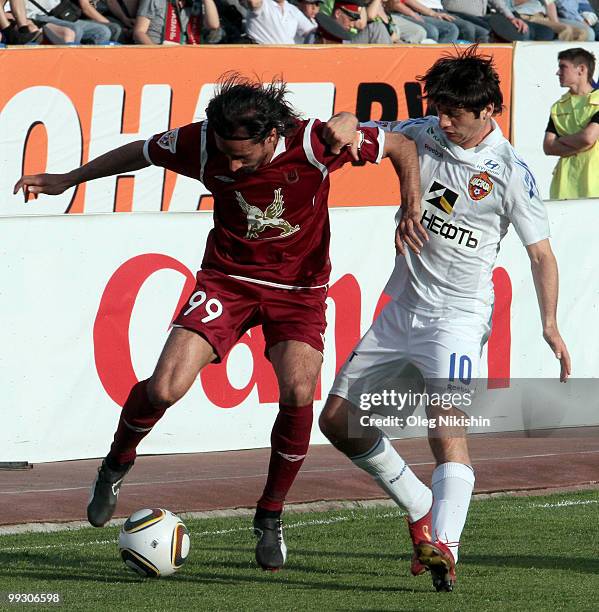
[13, 140, 149, 202]
[526, 239, 571, 382]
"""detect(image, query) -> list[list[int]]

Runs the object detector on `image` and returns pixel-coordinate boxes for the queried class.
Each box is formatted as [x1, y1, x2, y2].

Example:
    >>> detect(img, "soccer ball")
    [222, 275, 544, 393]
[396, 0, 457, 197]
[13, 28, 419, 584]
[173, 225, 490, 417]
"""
[118, 508, 190, 578]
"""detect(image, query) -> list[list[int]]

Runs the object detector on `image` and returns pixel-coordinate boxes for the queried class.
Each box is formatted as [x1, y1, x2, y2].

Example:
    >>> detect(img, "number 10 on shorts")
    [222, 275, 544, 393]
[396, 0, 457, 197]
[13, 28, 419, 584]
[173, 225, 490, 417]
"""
[183, 290, 223, 323]
[449, 353, 472, 385]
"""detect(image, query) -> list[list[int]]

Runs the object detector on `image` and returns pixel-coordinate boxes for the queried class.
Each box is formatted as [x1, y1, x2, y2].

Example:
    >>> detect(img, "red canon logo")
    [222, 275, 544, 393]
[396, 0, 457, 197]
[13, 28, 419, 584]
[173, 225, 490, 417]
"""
[93, 255, 512, 408]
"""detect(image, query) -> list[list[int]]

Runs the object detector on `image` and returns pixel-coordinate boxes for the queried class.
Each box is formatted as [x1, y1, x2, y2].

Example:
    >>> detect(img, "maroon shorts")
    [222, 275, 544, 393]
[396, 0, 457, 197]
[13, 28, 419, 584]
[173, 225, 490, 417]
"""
[172, 270, 327, 362]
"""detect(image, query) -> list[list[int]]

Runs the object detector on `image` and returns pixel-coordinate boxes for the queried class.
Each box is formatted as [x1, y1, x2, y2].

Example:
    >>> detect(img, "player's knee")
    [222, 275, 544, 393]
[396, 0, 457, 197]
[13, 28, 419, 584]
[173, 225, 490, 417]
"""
[146, 378, 184, 410]
[318, 398, 348, 441]
[278, 379, 316, 406]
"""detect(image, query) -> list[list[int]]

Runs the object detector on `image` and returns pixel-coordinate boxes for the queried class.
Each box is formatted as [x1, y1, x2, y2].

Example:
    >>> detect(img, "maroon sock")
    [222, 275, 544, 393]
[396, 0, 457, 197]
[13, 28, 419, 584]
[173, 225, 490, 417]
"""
[109, 379, 167, 464]
[257, 403, 313, 512]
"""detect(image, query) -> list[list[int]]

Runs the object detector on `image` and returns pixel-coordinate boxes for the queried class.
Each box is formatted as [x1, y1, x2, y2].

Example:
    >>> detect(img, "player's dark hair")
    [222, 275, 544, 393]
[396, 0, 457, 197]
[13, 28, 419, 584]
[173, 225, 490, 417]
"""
[206, 73, 300, 142]
[417, 45, 503, 118]
[558, 48, 596, 85]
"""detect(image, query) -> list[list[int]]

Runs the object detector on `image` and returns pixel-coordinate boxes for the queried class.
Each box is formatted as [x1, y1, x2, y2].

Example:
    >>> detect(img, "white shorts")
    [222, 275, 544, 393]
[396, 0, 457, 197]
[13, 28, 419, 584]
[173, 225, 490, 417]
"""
[330, 299, 491, 407]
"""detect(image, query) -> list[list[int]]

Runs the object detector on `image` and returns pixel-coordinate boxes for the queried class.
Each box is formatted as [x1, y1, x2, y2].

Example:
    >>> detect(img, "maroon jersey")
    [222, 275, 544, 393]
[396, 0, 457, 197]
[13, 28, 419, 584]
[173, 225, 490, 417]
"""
[144, 119, 384, 289]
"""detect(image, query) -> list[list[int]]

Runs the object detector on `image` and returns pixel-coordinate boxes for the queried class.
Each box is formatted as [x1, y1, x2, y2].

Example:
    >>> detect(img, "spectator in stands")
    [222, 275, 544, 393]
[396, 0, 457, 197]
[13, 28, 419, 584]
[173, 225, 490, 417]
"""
[134, 0, 221, 43]
[507, 0, 588, 40]
[555, 0, 595, 39]
[442, 0, 555, 40]
[78, 0, 123, 40]
[293, 0, 321, 41]
[578, 0, 599, 39]
[389, 0, 460, 41]
[1, 0, 43, 43]
[243, 0, 316, 43]
[543, 47, 599, 199]
[313, 9, 353, 39]
[383, 0, 430, 42]
[330, 0, 393, 42]
[26, 0, 113, 43]
[106, 0, 138, 29]
[407, 0, 491, 40]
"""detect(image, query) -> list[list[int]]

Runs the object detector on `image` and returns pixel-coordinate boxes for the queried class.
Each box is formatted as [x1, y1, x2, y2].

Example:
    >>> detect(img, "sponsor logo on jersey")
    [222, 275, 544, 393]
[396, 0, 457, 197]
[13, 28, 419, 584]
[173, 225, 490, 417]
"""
[214, 175, 235, 183]
[425, 180, 459, 214]
[156, 129, 179, 154]
[235, 188, 300, 240]
[424, 142, 443, 159]
[483, 158, 501, 172]
[421, 205, 481, 251]
[468, 171, 493, 201]
[357, 130, 373, 151]
[426, 125, 448, 149]
[284, 169, 299, 184]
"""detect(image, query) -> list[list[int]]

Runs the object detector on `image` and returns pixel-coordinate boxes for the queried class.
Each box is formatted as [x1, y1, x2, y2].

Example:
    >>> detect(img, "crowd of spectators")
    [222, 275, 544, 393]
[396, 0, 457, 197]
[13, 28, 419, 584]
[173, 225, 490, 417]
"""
[1, 0, 599, 44]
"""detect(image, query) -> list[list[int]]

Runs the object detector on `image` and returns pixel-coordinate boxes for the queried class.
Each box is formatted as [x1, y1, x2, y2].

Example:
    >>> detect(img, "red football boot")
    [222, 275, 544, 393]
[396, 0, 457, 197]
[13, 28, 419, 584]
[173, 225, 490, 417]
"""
[406, 508, 433, 576]
[416, 539, 456, 592]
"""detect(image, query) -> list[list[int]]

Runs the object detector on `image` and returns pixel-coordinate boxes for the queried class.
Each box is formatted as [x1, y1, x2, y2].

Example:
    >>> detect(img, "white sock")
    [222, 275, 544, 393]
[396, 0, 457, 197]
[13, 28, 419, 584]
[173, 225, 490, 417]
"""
[431, 462, 475, 563]
[351, 436, 432, 522]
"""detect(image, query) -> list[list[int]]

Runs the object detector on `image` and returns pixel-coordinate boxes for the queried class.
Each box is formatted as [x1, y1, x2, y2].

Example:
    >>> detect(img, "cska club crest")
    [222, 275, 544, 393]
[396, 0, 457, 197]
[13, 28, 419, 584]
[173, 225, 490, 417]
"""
[235, 188, 300, 240]
[468, 171, 493, 201]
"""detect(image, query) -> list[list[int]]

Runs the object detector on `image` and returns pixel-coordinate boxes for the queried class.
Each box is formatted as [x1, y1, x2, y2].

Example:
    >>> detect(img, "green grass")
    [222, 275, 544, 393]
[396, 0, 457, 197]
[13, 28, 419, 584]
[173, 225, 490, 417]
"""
[1, 490, 599, 611]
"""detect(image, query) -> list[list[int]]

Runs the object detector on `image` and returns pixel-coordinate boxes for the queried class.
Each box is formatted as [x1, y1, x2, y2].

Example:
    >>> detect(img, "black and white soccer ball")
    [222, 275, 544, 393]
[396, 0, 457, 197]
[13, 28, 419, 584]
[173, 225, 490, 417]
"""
[118, 508, 190, 578]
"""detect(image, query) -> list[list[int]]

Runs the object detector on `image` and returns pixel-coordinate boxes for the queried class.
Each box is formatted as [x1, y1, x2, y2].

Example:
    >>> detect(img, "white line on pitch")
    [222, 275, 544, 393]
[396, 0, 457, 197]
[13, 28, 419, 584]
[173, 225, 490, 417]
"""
[0, 498, 597, 553]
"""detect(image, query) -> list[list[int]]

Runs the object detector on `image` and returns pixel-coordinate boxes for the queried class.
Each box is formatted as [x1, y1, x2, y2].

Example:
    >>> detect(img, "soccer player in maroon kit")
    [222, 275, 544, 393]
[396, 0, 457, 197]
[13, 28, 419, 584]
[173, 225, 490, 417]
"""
[14, 74, 421, 571]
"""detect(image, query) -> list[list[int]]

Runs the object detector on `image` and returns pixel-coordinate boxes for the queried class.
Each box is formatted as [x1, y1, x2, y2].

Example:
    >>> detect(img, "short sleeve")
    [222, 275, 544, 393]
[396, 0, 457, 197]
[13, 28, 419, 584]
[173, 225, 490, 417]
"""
[545, 116, 557, 134]
[362, 117, 431, 140]
[144, 122, 203, 180]
[505, 159, 550, 246]
[309, 119, 384, 174]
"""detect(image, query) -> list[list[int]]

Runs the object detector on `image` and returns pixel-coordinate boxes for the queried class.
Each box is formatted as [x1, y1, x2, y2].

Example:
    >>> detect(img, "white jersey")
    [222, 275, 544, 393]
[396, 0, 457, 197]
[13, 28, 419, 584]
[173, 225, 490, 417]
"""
[365, 116, 549, 316]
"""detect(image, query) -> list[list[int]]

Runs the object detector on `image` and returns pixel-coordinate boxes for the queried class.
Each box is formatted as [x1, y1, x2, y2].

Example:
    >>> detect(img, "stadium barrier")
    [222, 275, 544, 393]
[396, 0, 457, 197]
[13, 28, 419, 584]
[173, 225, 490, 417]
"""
[2, 201, 595, 463]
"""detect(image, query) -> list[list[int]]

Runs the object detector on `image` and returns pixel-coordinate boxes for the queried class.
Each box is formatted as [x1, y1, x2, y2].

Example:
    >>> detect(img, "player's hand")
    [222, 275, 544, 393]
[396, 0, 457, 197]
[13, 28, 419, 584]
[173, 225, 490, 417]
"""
[323, 112, 360, 161]
[13, 173, 72, 202]
[395, 204, 428, 256]
[437, 12, 455, 21]
[543, 327, 571, 383]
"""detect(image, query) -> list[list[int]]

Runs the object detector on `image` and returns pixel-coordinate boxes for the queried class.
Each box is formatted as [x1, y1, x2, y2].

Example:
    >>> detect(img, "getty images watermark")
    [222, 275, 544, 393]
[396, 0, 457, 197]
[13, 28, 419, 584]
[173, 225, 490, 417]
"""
[358, 389, 491, 429]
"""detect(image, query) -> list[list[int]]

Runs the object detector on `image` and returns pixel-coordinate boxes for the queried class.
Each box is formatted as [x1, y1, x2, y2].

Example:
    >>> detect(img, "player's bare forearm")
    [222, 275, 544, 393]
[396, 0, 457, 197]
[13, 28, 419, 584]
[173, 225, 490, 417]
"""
[383, 132, 427, 255]
[383, 132, 420, 209]
[69, 140, 149, 185]
[527, 239, 571, 381]
[529, 241, 559, 331]
[14, 140, 149, 200]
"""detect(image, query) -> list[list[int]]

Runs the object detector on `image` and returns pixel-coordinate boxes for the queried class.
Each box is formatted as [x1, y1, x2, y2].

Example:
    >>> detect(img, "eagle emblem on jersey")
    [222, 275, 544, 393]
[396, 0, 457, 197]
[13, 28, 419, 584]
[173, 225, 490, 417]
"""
[235, 189, 300, 240]
[469, 172, 493, 201]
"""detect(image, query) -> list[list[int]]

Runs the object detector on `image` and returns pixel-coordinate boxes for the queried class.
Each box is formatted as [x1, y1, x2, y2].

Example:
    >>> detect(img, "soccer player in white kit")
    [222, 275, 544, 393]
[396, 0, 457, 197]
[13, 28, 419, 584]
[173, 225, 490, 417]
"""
[320, 47, 571, 592]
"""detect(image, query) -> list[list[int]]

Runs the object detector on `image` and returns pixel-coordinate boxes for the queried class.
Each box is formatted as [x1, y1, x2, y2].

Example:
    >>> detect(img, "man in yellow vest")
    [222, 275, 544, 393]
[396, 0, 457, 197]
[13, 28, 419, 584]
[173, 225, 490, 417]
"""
[543, 47, 599, 199]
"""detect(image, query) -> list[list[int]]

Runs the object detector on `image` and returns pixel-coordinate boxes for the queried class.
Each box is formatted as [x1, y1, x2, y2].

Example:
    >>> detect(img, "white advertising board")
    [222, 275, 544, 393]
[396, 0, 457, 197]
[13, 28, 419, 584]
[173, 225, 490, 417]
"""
[1, 202, 596, 463]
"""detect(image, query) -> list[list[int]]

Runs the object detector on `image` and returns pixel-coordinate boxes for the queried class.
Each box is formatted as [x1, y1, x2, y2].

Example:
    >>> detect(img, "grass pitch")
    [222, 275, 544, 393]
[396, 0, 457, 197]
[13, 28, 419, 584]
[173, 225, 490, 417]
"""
[1, 490, 598, 611]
